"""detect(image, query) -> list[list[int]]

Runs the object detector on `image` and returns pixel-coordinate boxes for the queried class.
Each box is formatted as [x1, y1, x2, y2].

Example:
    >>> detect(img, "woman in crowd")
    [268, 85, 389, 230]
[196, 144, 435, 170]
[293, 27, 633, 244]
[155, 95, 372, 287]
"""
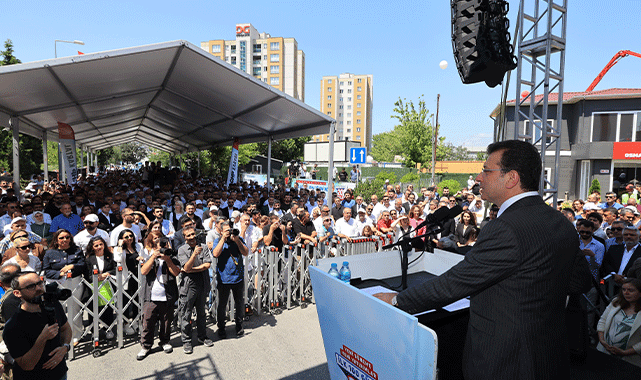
[572, 199, 585, 219]
[169, 200, 185, 231]
[5, 235, 42, 272]
[408, 205, 426, 239]
[80, 205, 95, 220]
[454, 210, 477, 247]
[361, 225, 374, 238]
[391, 215, 413, 243]
[43, 229, 86, 343]
[597, 278, 641, 366]
[84, 236, 117, 340]
[114, 229, 146, 334]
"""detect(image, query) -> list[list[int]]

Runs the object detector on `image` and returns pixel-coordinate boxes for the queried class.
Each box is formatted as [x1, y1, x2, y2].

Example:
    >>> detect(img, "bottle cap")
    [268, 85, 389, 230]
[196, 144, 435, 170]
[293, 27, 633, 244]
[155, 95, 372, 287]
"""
[343, 261, 349, 266]
[331, 263, 337, 267]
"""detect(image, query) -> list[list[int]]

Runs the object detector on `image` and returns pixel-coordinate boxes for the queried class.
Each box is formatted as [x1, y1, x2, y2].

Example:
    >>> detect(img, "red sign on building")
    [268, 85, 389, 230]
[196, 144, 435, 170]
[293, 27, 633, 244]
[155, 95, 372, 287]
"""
[613, 142, 641, 159]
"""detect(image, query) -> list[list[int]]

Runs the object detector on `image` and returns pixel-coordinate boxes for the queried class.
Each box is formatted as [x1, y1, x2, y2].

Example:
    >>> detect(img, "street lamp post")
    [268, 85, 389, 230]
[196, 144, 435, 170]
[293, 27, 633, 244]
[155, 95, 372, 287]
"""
[431, 94, 440, 186]
[54, 39, 84, 58]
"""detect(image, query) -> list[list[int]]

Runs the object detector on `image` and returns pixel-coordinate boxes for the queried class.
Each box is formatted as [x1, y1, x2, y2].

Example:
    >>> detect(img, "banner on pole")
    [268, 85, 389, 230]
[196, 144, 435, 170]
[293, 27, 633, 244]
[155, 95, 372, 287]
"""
[226, 138, 240, 186]
[57, 122, 78, 185]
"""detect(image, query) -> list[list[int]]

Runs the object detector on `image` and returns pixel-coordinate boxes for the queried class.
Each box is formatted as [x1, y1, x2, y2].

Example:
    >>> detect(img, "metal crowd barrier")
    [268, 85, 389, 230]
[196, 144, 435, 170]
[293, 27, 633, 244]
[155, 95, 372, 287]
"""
[60, 236, 400, 359]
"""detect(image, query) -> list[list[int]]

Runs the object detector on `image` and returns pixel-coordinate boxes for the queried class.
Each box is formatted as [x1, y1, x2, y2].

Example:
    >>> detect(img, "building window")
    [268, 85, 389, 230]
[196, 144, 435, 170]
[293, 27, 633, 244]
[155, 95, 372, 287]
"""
[347, 89, 352, 94]
[339, 97, 343, 102]
[347, 113, 351, 117]
[253, 67, 261, 76]
[591, 114, 617, 142]
[270, 54, 279, 62]
[356, 135, 361, 140]
[253, 44, 261, 53]
[270, 42, 280, 50]
[357, 127, 361, 132]
[340, 81, 344, 85]
[231, 57, 237, 64]
[348, 81, 352, 85]
[263, 44, 267, 49]
[357, 103, 361, 108]
[270, 65, 280, 74]
[347, 129, 351, 133]
[620, 114, 634, 142]
[357, 119, 361, 124]
[327, 87, 332, 92]
[357, 87, 361, 91]
[347, 105, 352, 110]
[328, 79, 333, 84]
[339, 89, 344, 94]
[327, 111, 332, 116]
[263, 66, 268, 71]
[347, 121, 351, 125]
[212, 45, 221, 53]
[270, 77, 280, 85]
[327, 95, 332, 100]
[357, 95, 362, 100]
[357, 111, 361, 116]
[339, 105, 343, 109]
[339, 121, 343, 125]
[327, 103, 332, 108]
[339, 113, 342, 117]
[357, 78, 362, 83]
[347, 97, 352, 101]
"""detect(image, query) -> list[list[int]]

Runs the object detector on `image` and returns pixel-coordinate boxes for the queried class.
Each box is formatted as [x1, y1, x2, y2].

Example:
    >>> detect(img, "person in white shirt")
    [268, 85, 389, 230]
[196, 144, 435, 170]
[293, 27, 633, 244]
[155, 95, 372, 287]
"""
[110, 208, 142, 246]
[354, 209, 379, 237]
[151, 206, 175, 238]
[26, 204, 52, 225]
[334, 208, 359, 241]
[372, 196, 394, 221]
[74, 214, 110, 252]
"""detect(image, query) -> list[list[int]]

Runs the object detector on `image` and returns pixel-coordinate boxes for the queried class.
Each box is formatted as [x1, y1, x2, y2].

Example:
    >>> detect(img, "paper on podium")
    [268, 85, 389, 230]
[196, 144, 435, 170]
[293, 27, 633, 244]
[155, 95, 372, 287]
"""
[360, 286, 468, 316]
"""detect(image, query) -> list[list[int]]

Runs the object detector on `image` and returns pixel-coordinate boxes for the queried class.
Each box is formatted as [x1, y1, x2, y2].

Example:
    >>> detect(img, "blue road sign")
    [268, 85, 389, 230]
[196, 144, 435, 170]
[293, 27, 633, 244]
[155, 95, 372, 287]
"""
[350, 147, 367, 164]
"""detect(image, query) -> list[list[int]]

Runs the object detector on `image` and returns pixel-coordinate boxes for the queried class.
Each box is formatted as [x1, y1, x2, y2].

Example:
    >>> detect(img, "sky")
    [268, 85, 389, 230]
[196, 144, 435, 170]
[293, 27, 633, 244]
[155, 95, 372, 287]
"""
[3, 0, 641, 149]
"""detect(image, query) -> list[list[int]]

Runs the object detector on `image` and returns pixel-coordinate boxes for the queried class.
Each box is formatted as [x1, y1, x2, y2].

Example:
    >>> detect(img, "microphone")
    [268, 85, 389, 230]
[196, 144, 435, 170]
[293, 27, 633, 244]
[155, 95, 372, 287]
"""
[414, 205, 463, 230]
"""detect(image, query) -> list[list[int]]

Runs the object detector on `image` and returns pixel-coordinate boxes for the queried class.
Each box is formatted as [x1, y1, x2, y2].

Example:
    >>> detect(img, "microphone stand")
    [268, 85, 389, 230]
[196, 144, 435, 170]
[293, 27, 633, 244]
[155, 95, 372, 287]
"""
[382, 225, 443, 290]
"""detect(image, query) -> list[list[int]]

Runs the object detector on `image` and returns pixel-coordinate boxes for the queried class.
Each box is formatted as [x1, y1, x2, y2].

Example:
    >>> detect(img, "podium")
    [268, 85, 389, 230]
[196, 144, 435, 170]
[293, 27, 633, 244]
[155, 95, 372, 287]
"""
[310, 248, 466, 380]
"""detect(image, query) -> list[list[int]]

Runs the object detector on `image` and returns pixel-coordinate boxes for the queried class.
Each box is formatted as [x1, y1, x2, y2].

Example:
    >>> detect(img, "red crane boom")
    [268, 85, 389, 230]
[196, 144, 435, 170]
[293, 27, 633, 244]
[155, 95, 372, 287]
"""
[586, 50, 641, 92]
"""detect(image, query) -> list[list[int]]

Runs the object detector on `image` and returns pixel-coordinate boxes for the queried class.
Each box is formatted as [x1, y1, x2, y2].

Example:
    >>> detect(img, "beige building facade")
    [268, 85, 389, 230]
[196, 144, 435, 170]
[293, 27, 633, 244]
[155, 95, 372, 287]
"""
[201, 23, 305, 101]
[315, 73, 373, 150]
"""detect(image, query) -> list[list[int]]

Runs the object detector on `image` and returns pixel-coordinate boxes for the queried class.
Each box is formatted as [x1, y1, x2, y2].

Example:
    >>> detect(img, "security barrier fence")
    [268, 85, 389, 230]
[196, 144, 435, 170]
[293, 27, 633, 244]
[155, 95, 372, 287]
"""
[55, 236, 397, 358]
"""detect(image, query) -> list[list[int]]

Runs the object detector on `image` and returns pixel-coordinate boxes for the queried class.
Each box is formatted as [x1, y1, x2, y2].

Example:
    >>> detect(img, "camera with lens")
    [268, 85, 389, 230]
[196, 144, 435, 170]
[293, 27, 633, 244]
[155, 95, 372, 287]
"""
[228, 221, 240, 237]
[158, 237, 175, 256]
[39, 282, 72, 325]
[288, 159, 301, 177]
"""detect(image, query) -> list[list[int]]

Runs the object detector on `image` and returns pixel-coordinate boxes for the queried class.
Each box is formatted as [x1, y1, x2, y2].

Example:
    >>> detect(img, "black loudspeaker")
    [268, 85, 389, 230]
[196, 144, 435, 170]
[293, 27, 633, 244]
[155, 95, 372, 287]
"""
[451, 0, 517, 88]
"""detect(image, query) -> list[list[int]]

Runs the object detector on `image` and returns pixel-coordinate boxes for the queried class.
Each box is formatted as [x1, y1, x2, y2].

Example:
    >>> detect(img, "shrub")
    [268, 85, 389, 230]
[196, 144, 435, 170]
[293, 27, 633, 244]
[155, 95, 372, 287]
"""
[589, 178, 601, 197]
[437, 179, 462, 194]
[400, 172, 420, 183]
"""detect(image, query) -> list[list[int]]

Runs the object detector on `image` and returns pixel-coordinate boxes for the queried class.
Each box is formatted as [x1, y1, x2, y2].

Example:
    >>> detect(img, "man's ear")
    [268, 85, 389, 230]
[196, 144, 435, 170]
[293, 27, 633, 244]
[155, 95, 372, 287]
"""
[504, 170, 521, 190]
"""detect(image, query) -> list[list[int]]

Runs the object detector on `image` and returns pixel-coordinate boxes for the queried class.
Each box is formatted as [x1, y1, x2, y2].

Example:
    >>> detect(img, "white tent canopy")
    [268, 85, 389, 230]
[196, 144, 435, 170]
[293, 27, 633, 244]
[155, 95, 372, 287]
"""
[0, 40, 334, 154]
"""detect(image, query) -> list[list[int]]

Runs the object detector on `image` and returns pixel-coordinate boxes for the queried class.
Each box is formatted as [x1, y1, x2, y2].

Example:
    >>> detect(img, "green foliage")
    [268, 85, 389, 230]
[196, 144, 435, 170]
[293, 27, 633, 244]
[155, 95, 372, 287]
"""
[375, 171, 397, 183]
[0, 131, 43, 179]
[354, 178, 386, 202]
[400, 171, 420, 183]
[117, 143, 148, 164]
[256, 137, 310, 163]
[0, 39, 21, 66]
[476, 151, 488, 161]
[371, 131, 403, 162]
[442, 143, 471, 161]
[589, 178, 601, 196]
[437, 179, 462, 194]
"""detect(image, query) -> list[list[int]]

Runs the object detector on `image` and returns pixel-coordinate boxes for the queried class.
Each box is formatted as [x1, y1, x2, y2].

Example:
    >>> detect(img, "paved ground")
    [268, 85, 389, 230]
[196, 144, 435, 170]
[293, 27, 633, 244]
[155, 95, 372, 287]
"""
[67, 304, 330, 380]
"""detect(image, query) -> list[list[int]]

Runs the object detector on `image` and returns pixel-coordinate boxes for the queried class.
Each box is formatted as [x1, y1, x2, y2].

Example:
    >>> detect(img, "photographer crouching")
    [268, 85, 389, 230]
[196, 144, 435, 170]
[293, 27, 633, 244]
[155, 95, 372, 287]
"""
[212, 222, 248, 338]
[3, 271, 72, 380]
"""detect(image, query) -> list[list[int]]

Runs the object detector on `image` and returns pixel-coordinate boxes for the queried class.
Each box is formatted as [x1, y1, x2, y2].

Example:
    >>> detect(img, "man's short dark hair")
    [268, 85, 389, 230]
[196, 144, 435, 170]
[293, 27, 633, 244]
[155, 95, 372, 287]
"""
[179, 215, 193, 227]
[0, 263, 21, 287]
[603, 207, 618, 216]
[576, 219, 595, 230]
[587, 211, 603, 224]
[11, 271, 37, 292]
[487, 140, 542, 192]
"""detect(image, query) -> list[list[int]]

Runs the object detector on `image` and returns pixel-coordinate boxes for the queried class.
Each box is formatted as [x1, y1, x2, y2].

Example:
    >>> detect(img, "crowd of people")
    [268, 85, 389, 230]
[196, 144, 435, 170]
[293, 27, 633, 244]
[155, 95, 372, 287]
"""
[0, 158, 640, 377]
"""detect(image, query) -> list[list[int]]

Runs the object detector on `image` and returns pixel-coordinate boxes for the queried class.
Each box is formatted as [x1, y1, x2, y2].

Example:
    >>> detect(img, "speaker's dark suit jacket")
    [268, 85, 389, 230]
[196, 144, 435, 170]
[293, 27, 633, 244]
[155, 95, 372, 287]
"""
[396, 195, 589, 380]
[600, 244, 641, 278]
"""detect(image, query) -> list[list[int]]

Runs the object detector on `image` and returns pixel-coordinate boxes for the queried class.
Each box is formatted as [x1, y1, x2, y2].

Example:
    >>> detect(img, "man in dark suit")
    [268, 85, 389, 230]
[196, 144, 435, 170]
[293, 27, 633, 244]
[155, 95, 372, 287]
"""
[600, 226, 641, 283]
[375, 140, 591, 380]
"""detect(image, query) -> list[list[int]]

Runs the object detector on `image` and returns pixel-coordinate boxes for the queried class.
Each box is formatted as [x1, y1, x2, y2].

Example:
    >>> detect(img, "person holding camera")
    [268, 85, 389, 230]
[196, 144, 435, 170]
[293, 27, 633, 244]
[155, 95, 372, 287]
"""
[136, 230, 180, 361]
[177, 227, 213, 354]
[212, 222, 248, 338]
[3, 271, 72, 380]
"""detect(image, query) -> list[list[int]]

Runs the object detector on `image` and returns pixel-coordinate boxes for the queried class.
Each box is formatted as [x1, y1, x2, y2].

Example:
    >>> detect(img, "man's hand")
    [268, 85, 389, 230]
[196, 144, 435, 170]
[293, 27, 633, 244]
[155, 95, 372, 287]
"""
[39, 324, 59, 341]
[207, 241, 213, 250]
[42, 346, 66, 370]
[373, 292, 398, 305]
[613, 274, 625, 284]
[582, 248, 595, 258]
[193, 245, 203, 256]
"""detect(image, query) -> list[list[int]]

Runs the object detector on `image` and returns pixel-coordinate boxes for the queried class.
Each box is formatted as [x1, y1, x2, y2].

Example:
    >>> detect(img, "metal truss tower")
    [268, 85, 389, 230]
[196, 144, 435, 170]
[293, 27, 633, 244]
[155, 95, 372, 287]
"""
[514, 0, 567, 205]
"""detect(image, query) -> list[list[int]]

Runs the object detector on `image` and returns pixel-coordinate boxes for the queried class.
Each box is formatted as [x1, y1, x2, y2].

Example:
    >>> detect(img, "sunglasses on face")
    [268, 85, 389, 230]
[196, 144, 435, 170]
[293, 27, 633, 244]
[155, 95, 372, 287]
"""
[58, 235, 71, 240]
[16, 244, 33, 251]
[19, 280, 44, 291]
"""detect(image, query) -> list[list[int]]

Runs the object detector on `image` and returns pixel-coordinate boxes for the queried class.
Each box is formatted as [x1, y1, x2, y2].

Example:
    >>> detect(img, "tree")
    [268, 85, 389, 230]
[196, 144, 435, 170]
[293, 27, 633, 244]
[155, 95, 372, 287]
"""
[0, 39, 21, 66]
[589, 178, 601, 196]
[442, 143, 472, 161]
[118, 143, 148, 164]
[255, 137, 310, 163]
[370, 96, 446, 168]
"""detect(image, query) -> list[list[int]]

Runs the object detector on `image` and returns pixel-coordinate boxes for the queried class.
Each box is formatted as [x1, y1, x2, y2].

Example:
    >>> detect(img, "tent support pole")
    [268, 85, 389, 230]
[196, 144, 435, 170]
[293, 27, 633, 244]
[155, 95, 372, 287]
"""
[327, 121, 336, 207]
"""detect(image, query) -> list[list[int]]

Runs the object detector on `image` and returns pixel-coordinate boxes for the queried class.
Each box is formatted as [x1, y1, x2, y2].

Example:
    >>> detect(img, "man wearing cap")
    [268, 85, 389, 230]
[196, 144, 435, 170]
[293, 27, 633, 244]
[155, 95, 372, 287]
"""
[26, 203, 51, 226]
[354, 208, 380, 237]
[73, 214, 110, 252]
[622, 184, 638, 205]
[50, 203, 84, 236]
[0, 218, 42, 257]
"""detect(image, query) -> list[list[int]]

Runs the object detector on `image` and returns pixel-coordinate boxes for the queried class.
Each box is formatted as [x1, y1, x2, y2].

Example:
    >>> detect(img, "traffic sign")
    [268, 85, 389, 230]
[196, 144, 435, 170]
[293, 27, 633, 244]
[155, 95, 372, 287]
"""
[350, 147, 367, 164]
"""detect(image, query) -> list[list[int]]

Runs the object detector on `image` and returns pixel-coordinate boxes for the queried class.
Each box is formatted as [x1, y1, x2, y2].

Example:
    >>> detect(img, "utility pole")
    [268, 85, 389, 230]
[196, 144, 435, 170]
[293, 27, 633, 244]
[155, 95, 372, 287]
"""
[431, 94, 440, 186]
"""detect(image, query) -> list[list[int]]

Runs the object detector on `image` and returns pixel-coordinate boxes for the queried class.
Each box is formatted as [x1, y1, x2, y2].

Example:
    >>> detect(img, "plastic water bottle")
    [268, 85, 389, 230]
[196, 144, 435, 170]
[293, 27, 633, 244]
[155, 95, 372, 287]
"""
[339, 261, 351, 284]
[328, 263, 340, 279]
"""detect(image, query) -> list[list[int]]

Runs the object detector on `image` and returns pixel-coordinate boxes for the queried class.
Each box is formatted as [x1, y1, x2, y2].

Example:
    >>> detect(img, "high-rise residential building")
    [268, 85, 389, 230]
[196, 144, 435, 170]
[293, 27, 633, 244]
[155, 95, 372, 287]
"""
[314, 73, 373, 150]
[201, 23, 305, 101]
